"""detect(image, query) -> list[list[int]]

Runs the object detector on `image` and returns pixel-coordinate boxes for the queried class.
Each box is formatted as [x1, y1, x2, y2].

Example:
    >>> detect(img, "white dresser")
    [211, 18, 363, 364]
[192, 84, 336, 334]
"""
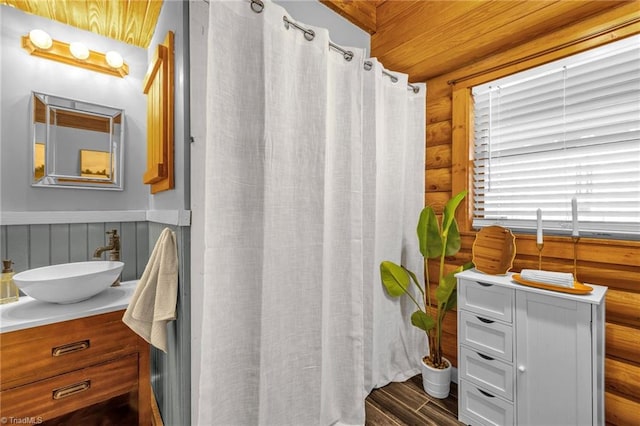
[456, 269, 607, 426]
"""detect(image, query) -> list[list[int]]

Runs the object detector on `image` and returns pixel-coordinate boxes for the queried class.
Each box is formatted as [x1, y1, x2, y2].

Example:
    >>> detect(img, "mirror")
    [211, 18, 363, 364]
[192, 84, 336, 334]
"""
[31, 92, 124, 190]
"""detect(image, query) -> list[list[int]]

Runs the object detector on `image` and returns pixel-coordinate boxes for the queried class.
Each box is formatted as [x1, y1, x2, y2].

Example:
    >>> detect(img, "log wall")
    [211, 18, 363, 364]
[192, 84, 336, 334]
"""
[321, 1, 640, 424]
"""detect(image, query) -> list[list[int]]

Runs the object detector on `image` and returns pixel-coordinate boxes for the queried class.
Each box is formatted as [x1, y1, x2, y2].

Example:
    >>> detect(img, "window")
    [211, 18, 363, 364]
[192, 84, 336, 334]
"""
[472, 35, 640, 239]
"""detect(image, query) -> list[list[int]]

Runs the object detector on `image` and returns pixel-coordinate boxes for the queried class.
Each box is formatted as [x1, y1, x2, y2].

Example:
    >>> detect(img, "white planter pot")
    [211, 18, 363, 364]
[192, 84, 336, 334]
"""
[421, 357, 451, 399]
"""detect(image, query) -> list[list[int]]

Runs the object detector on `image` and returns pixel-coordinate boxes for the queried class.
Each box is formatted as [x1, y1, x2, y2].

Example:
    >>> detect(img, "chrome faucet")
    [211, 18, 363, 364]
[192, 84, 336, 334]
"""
[93, 229, 121, 286]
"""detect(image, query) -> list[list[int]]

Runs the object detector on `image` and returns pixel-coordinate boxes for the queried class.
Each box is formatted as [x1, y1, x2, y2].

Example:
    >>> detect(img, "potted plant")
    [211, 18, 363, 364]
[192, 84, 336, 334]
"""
[380, 190, 472, 398]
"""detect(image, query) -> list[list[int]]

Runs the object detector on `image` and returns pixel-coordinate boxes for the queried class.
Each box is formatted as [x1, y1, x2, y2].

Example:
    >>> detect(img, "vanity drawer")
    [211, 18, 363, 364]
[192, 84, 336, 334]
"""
[0, 353, 138, 422]
[459, 346, 513, 401]
[459, 279, 514, 323]
[459, 311, 513, 362]
[0, 310, 139, 390]
[459, 379, 514, 426]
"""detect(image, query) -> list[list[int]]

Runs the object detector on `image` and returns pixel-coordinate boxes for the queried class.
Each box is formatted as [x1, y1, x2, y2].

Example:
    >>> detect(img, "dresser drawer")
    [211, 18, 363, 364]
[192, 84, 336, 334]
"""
[459, 379, 514, 426]
[0, 310, 139, 390]
[459, 279, 514, 323]
[459, 346, 513, 401]
[459, 311, 513, 362]
[0, 353, 138, 422]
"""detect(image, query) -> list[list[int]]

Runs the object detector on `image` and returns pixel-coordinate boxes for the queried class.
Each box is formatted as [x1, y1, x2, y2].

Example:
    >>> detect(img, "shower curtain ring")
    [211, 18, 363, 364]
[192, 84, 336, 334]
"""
[343, 51, 354, 61]
[283, 16, 315, 41]
[364, 61, 373, 71]
[304, 29, 315, 41]
[250, 0, 264, 13]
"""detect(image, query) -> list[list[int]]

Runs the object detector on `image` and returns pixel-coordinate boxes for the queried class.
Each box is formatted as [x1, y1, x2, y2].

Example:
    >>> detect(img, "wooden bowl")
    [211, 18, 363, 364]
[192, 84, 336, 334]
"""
[472, 226, 517, 275]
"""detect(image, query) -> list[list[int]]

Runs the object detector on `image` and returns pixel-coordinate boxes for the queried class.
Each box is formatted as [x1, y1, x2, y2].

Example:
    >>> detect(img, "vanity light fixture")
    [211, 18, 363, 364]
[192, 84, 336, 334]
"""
[28, 29, 52, 50]
[21, 31, 129, 78]
[69, 42, 90, 60]
[105, 51, 124, 69]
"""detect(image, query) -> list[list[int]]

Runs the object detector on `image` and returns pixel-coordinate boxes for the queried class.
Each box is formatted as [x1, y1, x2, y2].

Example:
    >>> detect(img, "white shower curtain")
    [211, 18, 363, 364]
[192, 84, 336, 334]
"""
[199, 1, 426, 424]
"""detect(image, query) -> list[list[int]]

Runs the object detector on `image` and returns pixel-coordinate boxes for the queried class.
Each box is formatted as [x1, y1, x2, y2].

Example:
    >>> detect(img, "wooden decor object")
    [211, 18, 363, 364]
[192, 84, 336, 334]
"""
[512, 274, 593, 295]
[472, 225, 516, 275]
[142, 31, 174, 194]
[22, 36, 129, 78]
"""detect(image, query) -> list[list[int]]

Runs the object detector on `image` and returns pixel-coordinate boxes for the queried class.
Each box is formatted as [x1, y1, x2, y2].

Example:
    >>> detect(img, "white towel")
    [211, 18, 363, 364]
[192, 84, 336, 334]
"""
[520, 269, 574, 288]
[123, 228, 178, 352]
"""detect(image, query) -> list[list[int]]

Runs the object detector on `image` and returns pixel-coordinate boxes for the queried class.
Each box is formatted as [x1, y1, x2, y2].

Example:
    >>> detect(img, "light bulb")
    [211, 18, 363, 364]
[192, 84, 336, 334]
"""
[29, 29, 52, 50]
[105, 51, 124, 69]
[69, 42, 90, 60]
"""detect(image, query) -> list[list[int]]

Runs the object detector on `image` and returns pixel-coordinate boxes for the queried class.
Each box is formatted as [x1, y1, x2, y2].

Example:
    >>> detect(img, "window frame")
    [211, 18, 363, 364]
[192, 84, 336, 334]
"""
[451, 24, 640, 241]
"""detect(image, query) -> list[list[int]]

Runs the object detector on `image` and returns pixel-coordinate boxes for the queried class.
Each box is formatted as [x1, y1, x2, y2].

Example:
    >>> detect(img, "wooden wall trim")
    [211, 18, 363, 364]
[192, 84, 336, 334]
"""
[447, 13, 640, 86]
[445, 2, 640, 89]
[0, 210, 191, 226]
[0, 211, 146, 225]
[151, 388, 164, 426]
[451, 87, 473, 232]
[146, 210, 192, 226]
[319, 0, 377, 34]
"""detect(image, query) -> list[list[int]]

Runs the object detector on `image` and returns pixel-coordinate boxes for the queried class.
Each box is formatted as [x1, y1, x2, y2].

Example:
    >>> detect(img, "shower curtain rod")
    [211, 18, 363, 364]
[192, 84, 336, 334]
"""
[248, 0, 421, 94]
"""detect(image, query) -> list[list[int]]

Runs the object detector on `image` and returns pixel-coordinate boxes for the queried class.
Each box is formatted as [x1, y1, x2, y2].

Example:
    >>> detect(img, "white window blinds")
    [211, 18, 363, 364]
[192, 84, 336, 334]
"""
[472, 35, 640, 239]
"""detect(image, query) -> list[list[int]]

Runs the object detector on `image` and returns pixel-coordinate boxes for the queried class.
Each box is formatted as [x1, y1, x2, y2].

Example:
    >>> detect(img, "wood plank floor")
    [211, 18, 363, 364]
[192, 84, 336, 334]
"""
[365, 375, 463, 425]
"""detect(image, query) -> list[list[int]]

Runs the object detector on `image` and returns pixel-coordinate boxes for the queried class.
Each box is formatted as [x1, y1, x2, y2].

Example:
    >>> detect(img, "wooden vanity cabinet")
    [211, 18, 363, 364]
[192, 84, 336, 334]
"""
[0, 310, 150, 425]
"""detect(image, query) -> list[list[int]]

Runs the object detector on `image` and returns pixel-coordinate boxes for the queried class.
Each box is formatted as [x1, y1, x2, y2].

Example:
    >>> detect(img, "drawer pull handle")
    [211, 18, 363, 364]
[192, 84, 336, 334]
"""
[478, 388, 495, 398]
[476, 316, 495, 324]
[477, 352, 494, 361]
[52, 340, 90, 357]
[52, 380, 91, 400]
[476, 281, 493, 287]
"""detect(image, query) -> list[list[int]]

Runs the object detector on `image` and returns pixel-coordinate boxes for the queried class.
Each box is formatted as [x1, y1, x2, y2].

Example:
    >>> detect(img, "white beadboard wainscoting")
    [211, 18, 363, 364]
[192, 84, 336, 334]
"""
[0, 221, 149, 281]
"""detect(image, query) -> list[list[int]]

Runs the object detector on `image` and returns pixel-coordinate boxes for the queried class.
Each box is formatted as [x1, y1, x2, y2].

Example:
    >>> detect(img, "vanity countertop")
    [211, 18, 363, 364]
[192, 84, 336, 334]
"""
[0, 280, 138, 333]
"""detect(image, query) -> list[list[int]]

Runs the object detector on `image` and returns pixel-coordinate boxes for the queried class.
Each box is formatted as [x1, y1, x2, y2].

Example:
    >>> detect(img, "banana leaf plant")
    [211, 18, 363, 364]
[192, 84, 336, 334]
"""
[380, 190, 473, 369]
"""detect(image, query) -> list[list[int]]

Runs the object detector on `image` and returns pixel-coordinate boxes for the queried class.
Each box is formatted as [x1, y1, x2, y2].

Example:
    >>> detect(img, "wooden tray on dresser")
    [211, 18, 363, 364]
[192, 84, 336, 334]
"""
[512, 274, 593, 294]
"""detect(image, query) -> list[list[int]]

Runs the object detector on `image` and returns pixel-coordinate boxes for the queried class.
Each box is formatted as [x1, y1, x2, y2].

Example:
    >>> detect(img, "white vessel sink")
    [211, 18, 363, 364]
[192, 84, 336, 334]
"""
[12, 261, 125, 304]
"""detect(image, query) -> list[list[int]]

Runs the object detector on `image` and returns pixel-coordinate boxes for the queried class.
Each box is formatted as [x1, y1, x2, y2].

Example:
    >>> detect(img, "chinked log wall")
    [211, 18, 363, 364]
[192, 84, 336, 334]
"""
[321, 1, 640, 424]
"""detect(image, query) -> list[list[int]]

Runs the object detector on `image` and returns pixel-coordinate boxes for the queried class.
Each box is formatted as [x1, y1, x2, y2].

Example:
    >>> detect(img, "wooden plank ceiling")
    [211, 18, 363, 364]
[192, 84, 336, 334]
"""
[324, 0, 633, 82]
[377, 0, 634, 81]
[1, 0, 163, 48]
